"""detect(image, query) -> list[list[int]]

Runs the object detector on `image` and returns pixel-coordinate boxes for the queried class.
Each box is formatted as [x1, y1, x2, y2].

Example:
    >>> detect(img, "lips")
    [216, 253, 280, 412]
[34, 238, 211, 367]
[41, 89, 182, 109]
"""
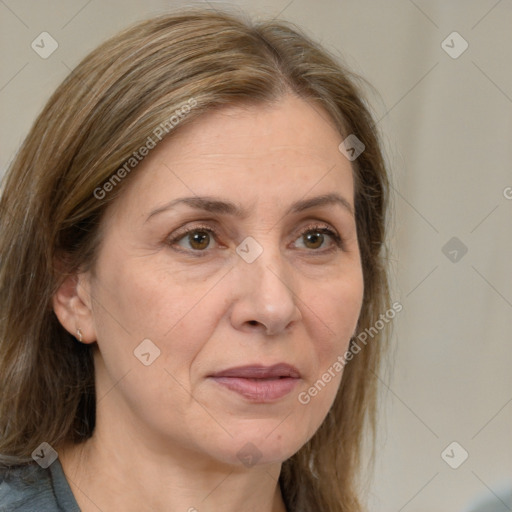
[211, 363, 301, 379]
[209, 363, 301, 402]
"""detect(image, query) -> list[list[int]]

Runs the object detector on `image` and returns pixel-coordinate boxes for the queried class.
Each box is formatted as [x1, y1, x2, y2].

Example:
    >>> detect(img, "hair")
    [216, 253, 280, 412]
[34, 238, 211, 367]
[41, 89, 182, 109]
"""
[0, 7, 390, 511]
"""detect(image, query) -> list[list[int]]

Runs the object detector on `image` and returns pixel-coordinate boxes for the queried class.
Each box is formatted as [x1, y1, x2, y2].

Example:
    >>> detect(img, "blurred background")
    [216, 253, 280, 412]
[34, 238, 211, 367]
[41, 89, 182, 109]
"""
[1, 1, 511, 510]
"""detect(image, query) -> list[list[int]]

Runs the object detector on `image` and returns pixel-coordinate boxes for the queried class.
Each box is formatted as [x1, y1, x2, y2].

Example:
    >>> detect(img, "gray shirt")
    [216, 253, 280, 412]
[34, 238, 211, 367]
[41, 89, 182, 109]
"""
[0, 459, 80, 511]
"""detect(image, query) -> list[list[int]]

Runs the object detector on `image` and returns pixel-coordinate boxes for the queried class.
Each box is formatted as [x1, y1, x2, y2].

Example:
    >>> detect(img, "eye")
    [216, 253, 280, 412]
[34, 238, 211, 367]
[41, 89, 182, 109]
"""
[168, 226, 218, 252]
[293, 225, 343, 251]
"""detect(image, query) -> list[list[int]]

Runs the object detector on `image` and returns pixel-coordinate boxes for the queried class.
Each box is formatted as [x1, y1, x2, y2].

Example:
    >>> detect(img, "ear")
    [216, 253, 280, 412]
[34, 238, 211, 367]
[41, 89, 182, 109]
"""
[52, 271, 96, 344]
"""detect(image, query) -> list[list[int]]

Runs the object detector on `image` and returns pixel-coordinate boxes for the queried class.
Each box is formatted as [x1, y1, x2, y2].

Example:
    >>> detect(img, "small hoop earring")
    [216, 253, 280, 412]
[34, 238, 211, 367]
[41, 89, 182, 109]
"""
[76, 328, 83, 342]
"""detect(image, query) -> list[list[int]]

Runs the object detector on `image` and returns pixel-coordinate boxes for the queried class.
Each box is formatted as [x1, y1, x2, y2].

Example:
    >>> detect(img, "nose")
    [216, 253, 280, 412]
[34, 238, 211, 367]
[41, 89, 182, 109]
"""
[229, 245, 302, 336]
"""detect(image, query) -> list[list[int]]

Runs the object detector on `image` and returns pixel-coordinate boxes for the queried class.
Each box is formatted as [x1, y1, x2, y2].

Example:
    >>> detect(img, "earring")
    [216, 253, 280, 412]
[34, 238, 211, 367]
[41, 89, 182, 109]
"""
[76, 328, 83, 342]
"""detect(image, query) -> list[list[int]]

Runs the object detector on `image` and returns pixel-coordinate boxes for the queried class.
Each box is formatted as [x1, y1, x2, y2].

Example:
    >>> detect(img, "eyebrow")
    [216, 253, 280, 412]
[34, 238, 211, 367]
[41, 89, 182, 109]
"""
[145, 192, 354, 222]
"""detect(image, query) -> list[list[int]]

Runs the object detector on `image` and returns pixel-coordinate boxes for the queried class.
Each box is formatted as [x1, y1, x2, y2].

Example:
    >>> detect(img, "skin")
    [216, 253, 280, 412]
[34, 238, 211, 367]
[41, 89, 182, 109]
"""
[53, 94, 364, 512]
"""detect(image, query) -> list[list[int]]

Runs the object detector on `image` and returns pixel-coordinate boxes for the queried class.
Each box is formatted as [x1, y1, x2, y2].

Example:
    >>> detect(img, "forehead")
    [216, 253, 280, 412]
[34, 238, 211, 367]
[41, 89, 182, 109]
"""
[108, 94, 354, 220]
[172, 95, 344, 163]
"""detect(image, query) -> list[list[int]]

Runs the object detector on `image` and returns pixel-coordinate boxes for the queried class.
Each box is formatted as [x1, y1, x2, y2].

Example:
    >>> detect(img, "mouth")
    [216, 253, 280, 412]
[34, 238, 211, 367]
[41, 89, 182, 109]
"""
[208, 363, 301, 402]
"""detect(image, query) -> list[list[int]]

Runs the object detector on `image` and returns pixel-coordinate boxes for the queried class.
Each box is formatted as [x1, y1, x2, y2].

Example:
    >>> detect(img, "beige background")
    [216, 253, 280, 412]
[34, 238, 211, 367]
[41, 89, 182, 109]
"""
[1, 1, 511, 511]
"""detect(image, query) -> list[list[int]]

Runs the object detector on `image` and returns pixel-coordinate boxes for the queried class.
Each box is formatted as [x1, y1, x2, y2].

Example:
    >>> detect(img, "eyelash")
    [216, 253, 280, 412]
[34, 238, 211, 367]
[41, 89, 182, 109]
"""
[166, 222, 344, 255]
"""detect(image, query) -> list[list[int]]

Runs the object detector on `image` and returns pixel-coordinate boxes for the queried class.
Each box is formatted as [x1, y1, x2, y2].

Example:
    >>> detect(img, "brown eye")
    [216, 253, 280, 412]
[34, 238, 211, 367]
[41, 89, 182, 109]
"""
[303, 231, 324, 249]
[186, 230, 211, 250]
[294, 226, 342, 251]
[169, 228, 216, 252]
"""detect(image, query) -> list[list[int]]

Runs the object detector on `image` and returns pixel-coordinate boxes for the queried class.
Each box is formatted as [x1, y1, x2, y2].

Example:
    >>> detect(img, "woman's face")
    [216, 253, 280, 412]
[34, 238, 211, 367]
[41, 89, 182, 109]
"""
[79, 94, 364, 467]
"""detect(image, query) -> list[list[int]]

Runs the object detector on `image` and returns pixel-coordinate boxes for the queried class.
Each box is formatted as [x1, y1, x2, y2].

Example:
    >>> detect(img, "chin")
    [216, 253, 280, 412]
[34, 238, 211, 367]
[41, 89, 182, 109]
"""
[210, 424, 309, 469]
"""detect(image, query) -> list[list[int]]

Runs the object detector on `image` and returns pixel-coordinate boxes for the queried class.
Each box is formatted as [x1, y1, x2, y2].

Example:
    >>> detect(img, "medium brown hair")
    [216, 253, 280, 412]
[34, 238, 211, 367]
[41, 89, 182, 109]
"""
[0, 8, 390, 511]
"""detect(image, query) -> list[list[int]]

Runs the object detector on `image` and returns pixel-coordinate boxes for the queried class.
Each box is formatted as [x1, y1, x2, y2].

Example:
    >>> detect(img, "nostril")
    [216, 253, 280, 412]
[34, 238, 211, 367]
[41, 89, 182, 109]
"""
[248, 320, 259, 326]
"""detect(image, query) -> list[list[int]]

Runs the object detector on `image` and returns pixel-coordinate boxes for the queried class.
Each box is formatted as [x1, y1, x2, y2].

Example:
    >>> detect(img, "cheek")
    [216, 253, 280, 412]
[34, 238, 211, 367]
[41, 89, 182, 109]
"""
[308, 268, 364, 359]
[293, 268, 363, 425]
[91, 258, 223, 379]
[89, 260, 224, 434]
[95, 254, 191, 331]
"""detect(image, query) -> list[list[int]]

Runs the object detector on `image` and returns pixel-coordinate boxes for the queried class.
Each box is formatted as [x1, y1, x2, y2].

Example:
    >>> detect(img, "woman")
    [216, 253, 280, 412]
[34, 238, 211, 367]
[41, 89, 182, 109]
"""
[0, 7, 390, 512]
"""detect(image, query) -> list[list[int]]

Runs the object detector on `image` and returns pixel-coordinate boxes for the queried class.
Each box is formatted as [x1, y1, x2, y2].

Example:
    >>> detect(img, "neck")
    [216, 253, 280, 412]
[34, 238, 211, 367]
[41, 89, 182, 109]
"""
[59, 430, 287, 512]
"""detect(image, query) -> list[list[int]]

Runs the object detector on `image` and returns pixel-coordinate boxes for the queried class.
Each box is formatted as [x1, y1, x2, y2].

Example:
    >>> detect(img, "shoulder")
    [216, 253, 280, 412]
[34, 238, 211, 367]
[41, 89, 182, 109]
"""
[0, 460, 79, 512]
[465, 485, 512, 512]
[0, 462, 51, 511]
